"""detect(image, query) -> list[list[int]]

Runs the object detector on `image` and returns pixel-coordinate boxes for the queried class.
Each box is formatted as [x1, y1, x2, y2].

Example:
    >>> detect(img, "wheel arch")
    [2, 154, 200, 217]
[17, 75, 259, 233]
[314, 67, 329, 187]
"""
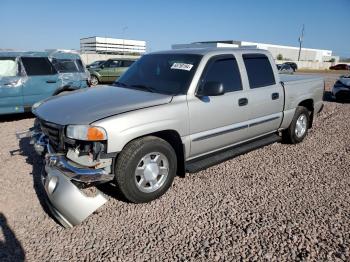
[298, 99, 314, 128]
[90, 73, 101, 81]
[117, 129, 186, 178]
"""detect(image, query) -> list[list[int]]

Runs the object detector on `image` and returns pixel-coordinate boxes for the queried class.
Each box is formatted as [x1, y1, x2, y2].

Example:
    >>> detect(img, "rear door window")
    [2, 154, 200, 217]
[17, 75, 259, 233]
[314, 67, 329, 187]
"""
[201, 55, 242, 93]
[21, 57, 57, 76]
[51, 58, 79, 73]
[243, 54, 275, 88]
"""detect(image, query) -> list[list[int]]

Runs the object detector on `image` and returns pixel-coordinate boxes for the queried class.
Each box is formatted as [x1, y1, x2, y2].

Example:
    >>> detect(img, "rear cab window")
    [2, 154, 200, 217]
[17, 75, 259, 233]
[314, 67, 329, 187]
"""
[200, 55, 242, 93]
[0, 57, 18, 77]
[243, 53, 275, 89]
[21, 57, 57, 76]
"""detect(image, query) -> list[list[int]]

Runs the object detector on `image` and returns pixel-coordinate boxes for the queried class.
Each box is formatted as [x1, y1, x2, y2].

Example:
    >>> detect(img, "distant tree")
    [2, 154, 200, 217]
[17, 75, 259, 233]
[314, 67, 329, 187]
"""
[277, 54, 283, 60]
[329, 58, 335, 63]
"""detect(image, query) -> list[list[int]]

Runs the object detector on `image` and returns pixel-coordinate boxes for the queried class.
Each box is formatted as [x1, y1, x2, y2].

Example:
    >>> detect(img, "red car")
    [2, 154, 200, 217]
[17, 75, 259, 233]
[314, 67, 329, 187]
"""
[329, 64, 350, 70]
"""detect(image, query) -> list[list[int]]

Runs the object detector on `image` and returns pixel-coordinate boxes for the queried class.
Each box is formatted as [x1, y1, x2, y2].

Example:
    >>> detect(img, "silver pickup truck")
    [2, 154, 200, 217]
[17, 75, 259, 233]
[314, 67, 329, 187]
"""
[29, 48, 324, 227]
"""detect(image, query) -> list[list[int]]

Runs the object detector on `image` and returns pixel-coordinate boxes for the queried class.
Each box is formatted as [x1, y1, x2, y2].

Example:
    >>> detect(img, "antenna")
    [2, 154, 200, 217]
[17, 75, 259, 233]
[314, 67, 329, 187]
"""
[298, 24, 305, 61]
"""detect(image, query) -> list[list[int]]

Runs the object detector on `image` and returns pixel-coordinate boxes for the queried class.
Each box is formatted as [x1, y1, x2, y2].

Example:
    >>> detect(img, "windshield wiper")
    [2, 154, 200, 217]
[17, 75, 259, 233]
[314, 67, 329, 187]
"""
[130, 84, 156, 93]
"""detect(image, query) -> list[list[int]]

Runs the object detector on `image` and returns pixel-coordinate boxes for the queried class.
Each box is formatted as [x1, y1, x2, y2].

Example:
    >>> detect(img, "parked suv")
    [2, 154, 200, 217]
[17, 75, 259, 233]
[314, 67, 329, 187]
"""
[88, 58, 137, 86]
[0, 51, 89, 115]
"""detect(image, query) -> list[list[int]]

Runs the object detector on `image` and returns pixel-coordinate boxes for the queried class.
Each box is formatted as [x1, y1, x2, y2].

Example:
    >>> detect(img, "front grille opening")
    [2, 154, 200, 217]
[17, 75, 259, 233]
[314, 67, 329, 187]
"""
[39, 119, 64, 151]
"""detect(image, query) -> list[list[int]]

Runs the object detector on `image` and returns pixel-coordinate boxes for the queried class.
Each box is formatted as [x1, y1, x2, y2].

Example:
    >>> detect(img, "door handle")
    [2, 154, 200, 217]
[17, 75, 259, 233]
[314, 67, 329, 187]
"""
[46, 80, 57, 83]
[272, 92, 279, 100]
[238, 98, 248, 106]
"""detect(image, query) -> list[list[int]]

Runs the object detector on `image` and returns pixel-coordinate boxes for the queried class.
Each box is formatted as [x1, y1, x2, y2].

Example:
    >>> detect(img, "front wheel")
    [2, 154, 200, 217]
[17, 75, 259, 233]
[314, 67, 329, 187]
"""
[282, 106, 310, 144]
[90, 75, 99, 86]
[114, 136, 177, 203]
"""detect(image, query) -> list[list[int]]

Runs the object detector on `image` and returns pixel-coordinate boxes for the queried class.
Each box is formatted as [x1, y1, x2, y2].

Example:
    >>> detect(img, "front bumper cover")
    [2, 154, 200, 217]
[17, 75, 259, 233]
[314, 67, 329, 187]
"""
[42, 163, 108, 228]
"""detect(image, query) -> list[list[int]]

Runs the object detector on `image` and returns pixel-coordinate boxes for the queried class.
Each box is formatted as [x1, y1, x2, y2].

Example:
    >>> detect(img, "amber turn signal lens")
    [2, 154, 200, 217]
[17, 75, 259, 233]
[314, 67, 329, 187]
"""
[87, 127, 106, 141]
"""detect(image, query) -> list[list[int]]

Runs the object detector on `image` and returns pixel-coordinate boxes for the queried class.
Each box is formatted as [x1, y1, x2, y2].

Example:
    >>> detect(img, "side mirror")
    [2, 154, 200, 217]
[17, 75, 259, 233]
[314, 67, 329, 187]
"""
[197, 81, 225, 97]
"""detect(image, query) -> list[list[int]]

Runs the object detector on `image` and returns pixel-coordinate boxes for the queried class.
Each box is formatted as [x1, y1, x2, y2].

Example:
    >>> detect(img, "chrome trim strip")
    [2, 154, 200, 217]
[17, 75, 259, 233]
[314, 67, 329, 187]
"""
[193, 116, 280, 142]
[46, 154, 114, 183]
[249, 116, 280, 127]
[192, 125, 248, 142]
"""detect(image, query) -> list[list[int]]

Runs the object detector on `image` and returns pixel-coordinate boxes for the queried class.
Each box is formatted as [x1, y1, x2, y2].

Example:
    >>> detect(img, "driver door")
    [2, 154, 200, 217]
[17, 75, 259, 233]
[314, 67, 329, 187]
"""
[188, 55, 252, 158]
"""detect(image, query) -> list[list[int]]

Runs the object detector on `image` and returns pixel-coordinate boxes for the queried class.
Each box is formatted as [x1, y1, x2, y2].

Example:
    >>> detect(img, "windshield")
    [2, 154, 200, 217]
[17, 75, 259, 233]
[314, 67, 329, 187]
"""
[0, 57, 17, 77]
[115, 53, 202, 95]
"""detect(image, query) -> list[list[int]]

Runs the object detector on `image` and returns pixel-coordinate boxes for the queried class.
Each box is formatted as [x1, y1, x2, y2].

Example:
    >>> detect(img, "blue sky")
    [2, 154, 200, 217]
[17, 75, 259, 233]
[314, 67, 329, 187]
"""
[1, 0, 349, 57]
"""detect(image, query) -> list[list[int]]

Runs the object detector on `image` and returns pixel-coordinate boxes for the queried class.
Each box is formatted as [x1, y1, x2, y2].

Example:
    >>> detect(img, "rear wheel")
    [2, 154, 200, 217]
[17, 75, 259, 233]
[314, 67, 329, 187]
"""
[282, 106, 310, 144]
[114, 136, 177, 203]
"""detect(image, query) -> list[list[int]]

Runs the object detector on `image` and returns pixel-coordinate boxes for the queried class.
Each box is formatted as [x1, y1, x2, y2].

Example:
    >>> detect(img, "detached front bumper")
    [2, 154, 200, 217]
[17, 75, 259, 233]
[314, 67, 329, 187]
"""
[28, 132, 113, 228]
[42, 163, 108, 228]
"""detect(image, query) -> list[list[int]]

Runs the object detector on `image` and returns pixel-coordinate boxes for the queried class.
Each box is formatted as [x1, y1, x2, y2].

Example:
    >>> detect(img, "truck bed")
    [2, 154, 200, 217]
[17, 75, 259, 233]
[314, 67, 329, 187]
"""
[280, 74, 324, 84]
[280, 74, 324, 113]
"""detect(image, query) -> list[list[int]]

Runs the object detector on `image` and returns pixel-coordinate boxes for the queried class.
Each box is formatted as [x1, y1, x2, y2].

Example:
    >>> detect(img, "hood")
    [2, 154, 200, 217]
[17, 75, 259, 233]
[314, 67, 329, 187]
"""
[34, 85, 173, 125]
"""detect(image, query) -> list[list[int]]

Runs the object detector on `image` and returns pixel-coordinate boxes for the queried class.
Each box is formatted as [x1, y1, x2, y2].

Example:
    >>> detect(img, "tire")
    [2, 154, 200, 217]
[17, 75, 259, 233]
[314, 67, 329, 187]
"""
[282, 106, 310, 144]
[114, 136, 177, 203]
[90, 75, 99, 86]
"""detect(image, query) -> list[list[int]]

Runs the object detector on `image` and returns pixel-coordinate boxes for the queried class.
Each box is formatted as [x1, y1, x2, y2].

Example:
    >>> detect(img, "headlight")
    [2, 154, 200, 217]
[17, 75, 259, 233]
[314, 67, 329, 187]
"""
[66, 125, 107, 141]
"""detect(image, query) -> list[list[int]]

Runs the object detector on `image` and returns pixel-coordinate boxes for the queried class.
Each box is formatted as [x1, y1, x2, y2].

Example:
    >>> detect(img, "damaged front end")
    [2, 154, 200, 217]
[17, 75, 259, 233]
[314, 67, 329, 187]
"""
[21, 119, 115, 228]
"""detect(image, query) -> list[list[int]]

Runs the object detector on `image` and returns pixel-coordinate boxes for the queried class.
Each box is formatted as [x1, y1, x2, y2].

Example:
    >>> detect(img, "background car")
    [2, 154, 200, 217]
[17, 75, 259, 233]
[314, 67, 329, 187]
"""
[0, 51, 88, 115]
[329, 64, 350, 70]
[283, 62, 298, 71]
[332, 75, 350, 101]
[86, 60, 105, 69]
[88, 58, 137, 86]
[277, 63, 294, 74]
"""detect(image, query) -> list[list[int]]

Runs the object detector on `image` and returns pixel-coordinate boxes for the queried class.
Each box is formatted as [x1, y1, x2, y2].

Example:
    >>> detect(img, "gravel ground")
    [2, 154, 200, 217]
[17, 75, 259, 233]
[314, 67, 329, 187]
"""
[0, 73, 349, 261]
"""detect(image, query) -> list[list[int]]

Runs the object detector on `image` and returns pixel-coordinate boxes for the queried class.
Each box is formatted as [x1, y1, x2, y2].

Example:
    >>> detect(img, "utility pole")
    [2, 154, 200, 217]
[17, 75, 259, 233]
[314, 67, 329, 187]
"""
[298, 24, 305, 61]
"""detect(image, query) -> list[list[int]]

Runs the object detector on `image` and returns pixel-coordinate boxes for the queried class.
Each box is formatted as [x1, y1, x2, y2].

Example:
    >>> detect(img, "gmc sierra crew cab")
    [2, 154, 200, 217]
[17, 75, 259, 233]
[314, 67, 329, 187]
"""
[28, 48, 324, 227]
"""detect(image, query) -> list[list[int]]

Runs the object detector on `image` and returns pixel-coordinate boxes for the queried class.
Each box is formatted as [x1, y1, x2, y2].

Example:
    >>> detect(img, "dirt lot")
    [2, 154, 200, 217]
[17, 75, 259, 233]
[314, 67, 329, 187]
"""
[0, 72, 349, 261]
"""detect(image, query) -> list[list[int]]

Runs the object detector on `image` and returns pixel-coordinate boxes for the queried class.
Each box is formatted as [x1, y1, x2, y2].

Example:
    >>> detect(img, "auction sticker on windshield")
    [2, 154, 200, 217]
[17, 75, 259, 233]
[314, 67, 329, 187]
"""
[171, 63, 193, 71]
